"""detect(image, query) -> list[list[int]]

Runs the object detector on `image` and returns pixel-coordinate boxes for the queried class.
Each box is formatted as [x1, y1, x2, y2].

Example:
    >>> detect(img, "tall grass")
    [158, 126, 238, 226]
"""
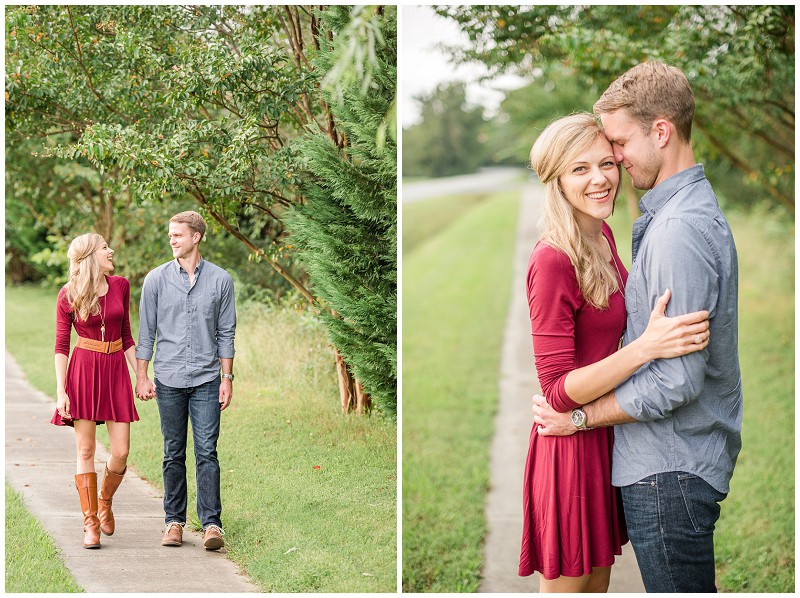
[402, 190, 519, 591]
[5, 288, 396, 593]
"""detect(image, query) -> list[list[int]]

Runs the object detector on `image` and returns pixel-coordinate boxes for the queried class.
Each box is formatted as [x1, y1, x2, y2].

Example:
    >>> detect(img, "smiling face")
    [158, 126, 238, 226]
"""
[558, 134, 619, 231]
[599, 109, 662, 190]
[93, 240, 115, 274]
[168, 221, 200, 260]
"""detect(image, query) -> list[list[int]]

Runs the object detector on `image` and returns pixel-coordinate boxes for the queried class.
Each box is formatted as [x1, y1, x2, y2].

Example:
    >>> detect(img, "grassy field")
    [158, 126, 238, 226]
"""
[5, 287, 396, 593]
[713, 209, 794, 592]
[5, 484, 83, 593]
[402, 187, 794, 592]
[402, 189, 520, 591]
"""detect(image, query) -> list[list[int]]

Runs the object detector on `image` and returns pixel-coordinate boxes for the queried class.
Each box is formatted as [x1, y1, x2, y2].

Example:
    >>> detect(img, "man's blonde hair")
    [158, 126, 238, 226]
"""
[169, 210, 206, 239]
[593, 61, 695, 142]
[529, 113, 622, 309]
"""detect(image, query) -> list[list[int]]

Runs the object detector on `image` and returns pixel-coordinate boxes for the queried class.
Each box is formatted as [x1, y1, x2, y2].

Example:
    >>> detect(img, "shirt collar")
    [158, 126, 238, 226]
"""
[638, 164, 706, 217]
[173, 256, 205, 275]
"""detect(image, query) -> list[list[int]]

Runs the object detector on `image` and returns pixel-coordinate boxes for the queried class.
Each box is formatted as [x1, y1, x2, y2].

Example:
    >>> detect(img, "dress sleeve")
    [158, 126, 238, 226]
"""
[54, 287, 73, 356]
[120, 278, 135, 351]
[527, 244, 583, 413]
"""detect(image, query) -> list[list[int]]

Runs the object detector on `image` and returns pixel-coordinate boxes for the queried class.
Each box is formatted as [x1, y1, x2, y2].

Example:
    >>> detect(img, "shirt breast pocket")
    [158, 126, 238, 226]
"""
[625, 265, 641, 315]
[201, 290, 219, 319]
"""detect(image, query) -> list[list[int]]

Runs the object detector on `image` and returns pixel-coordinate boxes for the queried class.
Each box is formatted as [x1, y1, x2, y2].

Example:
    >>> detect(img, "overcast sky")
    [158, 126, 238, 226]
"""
[400, 5, 527, 128]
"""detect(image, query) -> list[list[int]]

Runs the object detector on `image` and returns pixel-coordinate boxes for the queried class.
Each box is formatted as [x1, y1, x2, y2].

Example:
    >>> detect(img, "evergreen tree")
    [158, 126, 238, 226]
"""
[288, 6, 397, 418]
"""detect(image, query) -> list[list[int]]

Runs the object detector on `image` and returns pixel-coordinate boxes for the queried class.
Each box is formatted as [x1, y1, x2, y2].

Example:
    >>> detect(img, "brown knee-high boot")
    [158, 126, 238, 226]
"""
[98, 465, 126, 536]
[75, 472, 101, 549]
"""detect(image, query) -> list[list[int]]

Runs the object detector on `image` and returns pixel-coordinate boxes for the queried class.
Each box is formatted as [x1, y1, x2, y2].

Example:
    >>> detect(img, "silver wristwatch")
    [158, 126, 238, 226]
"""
[570, 407, 590, 430]
[221, 373, 234, 382]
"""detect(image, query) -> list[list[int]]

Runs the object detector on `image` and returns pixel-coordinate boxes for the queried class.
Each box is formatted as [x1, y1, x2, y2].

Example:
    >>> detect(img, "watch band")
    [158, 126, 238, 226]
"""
[221, 373, 234, 382]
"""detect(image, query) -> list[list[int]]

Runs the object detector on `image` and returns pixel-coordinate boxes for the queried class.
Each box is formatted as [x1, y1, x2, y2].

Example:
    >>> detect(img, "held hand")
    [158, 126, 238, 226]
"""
[639, 289, 710, 360]
[531, 394, 577, 437]
[219, 379, 232, 411]
[57, 390, 71, 420]
[136, 377, 156, 401]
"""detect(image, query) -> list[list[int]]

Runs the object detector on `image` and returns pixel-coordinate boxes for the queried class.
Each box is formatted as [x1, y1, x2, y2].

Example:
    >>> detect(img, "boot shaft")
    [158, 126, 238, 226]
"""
[75, 471, 99, 517]
[75, 472, 101, 548]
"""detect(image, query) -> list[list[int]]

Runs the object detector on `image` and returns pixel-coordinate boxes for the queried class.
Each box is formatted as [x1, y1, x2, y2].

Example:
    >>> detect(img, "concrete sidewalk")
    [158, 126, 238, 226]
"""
[5, 352, 259, 593]
[479, 182, 646, 593]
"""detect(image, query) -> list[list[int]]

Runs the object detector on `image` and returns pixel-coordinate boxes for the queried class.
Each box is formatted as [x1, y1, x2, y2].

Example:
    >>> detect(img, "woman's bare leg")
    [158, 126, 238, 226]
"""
[105, 421, 130, 474]
[539, 567, 611, 593]
[585, 567, 612, 593]
[73, 420, 97, 474]
[539, 573, 590, 593]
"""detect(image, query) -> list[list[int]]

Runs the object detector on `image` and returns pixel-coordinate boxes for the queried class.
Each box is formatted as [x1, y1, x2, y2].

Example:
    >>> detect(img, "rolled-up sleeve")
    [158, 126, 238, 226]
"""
[136, 271, 158, 361]
[616, 218, 718, 421]
[216, 274, 236, 359]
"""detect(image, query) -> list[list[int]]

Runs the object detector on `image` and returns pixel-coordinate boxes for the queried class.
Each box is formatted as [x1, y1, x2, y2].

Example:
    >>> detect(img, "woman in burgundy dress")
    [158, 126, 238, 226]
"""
[519, 114, 710, 592]
[52, 233, 139, 549]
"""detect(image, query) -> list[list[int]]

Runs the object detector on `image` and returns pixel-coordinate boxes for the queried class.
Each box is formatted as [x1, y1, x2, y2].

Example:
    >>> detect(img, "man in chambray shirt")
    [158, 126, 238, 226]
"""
[533, 62, 742, 592]
[135, 210, 236, 552]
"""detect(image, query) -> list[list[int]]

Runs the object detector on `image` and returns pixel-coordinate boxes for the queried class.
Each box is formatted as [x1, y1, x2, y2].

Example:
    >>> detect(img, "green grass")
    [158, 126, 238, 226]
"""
[402, 193, 497, 256]
[5, 483, 83, 593]
[5, 288, 396, 593]
[401, 189, 794, 593]
[713, 210, 794, 593]
[402, 190, 520, 591]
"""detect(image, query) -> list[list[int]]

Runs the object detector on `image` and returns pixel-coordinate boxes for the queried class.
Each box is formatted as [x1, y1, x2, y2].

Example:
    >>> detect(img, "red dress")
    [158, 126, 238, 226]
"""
[51, 275, 138, 427]
[519, 222, 629, 579]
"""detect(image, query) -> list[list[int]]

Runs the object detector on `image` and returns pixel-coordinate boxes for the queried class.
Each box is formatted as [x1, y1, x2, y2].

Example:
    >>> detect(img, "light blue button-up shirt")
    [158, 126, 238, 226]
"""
[136, 257, 236, 388]
[614, 165, 742, 494]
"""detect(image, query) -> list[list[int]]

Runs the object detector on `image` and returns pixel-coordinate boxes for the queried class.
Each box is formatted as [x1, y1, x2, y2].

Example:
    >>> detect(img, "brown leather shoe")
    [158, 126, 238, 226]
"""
[75, 472, 101, 549]
[98, 465, 126, 536]
[162, 522, 184, 547]
[203, 525, 224, 551]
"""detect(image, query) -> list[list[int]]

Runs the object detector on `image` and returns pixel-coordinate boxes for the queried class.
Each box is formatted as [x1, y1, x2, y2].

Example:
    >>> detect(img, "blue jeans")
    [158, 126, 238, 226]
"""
[155, 377, 222, 528]
[620, 471, 726, 593]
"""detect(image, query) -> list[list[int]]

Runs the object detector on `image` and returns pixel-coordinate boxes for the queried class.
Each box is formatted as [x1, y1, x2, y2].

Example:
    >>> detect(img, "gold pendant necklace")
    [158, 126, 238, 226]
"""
[100, 294, 106, 342]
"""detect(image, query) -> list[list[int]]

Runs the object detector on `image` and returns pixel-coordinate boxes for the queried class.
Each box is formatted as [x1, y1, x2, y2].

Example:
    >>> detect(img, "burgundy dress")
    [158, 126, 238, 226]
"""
[519, 222, 629, 579]
[51, 275, 138, 427]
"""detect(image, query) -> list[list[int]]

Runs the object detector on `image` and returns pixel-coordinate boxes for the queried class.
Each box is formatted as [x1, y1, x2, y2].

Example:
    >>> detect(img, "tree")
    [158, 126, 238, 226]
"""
[483, 65, 589, 165]
[289, 6, 397, 417]
[402, 82, 487, 177]
[6, 5, 398, 415]
[436, 5, 795, 214]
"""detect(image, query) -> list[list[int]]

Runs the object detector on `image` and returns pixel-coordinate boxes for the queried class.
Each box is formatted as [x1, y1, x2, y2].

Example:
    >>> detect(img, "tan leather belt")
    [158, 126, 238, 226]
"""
[76, 336, 123, 354]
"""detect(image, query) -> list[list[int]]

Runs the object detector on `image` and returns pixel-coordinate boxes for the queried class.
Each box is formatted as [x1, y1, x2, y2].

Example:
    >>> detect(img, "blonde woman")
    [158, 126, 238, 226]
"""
[518, 113, 710, 592]
[52, 233, 139, 549]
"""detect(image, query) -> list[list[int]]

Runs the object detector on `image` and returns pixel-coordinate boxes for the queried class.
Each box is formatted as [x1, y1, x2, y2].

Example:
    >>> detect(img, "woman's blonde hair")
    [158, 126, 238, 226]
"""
[64, 233, 107, 322]
[529, 113, 621, 309]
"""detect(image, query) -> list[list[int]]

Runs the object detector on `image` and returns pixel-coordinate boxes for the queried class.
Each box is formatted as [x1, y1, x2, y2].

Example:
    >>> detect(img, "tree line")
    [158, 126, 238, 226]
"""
[404, 5, 794, 216]
[6, 5, 397, 417]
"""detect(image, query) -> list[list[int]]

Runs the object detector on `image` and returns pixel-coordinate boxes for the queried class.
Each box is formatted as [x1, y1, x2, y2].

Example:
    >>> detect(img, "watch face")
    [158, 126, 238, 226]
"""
[571, 409, 585, 427]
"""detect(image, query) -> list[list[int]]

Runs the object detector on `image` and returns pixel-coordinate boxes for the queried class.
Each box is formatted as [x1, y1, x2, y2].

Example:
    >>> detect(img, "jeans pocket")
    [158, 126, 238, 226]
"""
[677, 473, 725, 534]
